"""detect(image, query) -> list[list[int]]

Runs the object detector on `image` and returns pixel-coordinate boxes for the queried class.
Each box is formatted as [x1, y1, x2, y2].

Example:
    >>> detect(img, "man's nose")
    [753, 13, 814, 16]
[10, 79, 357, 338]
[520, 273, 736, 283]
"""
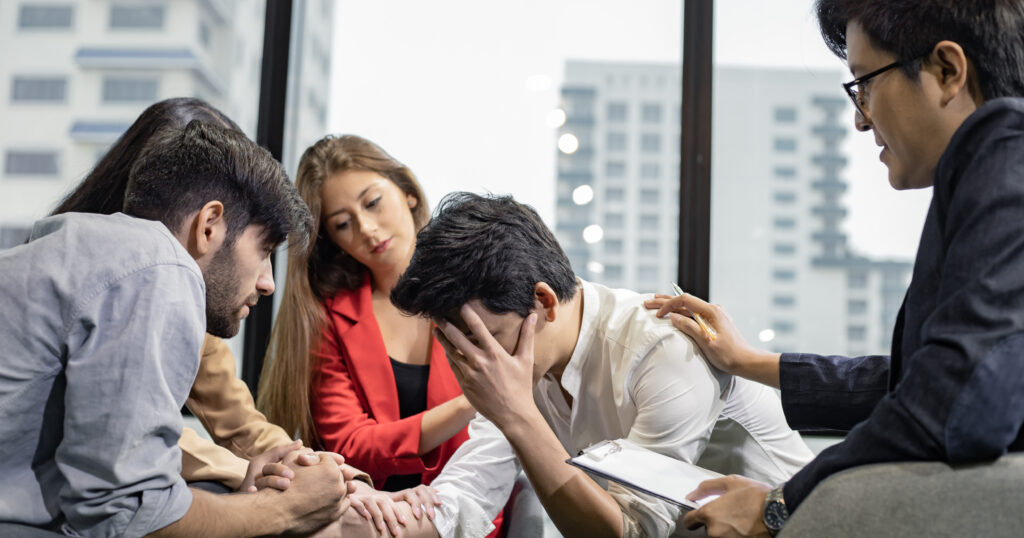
[854, 107, 873, 132]
[257, 258, 275, 296]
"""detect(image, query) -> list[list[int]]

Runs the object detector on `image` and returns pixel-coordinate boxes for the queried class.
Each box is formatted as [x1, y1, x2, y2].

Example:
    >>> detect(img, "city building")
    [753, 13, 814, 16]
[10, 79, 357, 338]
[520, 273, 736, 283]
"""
[554, 60, 911, 356]
[0, 0, 332, 248]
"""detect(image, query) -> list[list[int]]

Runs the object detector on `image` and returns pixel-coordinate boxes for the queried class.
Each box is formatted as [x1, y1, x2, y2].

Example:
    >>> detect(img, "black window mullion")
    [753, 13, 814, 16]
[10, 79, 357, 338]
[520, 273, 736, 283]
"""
[678, 0, 714, 300]
[242, 0, 294, 398]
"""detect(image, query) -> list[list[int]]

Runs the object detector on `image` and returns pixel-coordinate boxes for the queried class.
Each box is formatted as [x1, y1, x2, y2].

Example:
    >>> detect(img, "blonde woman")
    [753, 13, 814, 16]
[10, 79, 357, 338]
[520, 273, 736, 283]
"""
[259, 135, 502, 536]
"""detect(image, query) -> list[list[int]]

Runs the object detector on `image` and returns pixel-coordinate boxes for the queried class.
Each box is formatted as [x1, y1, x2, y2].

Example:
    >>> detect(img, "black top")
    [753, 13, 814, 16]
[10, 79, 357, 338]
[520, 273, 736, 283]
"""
[383, 357, 430, 492]
[779, 97, 1024, 509]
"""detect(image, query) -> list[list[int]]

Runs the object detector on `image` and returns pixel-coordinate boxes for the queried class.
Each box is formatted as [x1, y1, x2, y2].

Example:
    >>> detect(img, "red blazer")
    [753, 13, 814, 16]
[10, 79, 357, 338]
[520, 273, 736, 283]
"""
[310, 276, 470, 486]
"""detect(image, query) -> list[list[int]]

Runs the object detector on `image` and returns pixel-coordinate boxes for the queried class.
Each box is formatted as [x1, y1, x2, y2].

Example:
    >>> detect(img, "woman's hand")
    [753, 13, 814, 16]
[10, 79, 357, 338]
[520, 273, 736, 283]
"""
[388, 484, 442, 521]
[644, 293, 781, 388]
[348, 481, 408, 537]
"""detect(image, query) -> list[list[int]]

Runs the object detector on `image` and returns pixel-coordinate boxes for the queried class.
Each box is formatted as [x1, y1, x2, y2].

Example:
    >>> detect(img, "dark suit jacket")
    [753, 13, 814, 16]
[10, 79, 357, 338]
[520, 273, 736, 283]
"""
[778, 98, 1024, 509]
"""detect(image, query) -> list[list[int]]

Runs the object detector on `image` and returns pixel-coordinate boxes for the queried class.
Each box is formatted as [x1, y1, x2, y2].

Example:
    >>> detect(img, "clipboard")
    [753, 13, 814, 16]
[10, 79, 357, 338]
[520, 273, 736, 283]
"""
[567, 439, 722, 510]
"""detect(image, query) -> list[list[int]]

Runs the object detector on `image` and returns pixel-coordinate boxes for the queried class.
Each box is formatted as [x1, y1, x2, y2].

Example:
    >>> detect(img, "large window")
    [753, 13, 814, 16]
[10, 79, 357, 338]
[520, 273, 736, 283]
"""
[710, 0, 930, 357]
[330, 0, 681, 293]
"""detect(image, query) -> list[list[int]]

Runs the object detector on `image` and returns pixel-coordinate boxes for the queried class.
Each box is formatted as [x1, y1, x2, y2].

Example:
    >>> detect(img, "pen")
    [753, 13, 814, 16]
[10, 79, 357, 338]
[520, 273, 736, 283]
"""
[671, 283, 718, 341]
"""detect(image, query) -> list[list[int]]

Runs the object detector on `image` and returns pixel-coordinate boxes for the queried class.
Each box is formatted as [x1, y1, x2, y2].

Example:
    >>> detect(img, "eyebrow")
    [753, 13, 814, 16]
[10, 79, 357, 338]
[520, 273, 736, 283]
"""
[323, 184, 377, 219]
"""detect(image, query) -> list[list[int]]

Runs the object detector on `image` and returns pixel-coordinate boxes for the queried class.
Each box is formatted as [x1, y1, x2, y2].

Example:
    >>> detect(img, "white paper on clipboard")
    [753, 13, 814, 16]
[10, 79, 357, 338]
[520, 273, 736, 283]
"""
[567, 438, 723, 511]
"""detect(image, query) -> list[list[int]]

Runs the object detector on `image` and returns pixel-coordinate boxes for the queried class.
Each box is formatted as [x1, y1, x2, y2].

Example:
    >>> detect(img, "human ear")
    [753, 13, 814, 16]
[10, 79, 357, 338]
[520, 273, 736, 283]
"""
[186, 201, 226, 261]
[534, 282, 558, 322]
[407, 194, 418, 209]
[928, 40, 973, 106]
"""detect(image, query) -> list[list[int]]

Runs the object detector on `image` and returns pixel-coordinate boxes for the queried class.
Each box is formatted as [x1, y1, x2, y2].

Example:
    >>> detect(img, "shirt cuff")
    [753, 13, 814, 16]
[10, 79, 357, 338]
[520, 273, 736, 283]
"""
[431, 482, 496, 538]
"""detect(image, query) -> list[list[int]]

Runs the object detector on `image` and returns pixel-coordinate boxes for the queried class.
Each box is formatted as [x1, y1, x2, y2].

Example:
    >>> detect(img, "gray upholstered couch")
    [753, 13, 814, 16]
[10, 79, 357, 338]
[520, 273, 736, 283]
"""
[779, 452, 1024, 537]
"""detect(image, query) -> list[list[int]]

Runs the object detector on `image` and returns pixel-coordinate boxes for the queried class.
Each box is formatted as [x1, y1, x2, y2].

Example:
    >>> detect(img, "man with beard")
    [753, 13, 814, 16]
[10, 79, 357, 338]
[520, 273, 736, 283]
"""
[0, 121, 348, 536]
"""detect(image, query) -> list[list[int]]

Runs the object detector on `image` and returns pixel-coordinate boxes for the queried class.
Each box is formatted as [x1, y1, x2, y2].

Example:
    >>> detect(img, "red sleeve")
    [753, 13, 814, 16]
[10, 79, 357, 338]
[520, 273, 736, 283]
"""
[310, 315, 443, 485]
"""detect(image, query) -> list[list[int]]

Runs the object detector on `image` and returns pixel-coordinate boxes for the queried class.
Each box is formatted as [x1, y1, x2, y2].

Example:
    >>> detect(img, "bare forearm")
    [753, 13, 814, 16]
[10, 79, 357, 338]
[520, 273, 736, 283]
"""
[418, 395, 475, 454]
[148, 488, 288, 537]
[740, 350, 782, 389]
[328, 500, 441, 538]
[499, 410, 624, 538]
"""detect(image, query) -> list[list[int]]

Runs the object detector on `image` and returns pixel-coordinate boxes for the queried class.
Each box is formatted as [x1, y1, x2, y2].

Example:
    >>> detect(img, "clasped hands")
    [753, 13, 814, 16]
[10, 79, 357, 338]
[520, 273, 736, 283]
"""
[241, 441, 442, 537]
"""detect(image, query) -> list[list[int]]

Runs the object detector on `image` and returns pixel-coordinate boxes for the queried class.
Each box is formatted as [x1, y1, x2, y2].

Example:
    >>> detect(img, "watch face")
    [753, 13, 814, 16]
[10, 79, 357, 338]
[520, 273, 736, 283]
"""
[764, 502, 788, 529]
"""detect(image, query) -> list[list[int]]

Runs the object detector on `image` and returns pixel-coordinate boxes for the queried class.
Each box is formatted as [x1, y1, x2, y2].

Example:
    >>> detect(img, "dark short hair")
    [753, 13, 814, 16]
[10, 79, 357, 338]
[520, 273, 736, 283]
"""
[52, 97, 241, 216]
[816, 0, 1024, 100]
[124, 120, 312, 250]
[391, 192, 577, 319]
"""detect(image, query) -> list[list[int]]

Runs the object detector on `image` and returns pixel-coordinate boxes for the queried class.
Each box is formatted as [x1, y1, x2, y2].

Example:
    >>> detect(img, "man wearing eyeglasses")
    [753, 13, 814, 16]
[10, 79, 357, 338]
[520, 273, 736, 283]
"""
[648, 1, 1024, 536]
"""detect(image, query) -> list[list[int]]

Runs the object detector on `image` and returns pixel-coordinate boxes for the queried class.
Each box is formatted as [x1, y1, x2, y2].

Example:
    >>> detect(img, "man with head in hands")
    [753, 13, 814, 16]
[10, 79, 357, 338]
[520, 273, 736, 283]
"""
[390, 192, 813, 538]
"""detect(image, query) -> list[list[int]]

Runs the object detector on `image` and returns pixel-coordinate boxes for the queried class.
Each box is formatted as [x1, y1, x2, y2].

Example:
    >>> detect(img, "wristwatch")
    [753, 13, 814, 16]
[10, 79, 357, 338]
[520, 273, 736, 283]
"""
[762, 484, 789, 537]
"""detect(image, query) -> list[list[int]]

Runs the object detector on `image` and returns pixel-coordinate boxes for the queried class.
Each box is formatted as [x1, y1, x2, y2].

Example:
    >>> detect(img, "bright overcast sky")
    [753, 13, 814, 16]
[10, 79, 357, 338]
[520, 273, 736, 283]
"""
[329, 0, 931, 260]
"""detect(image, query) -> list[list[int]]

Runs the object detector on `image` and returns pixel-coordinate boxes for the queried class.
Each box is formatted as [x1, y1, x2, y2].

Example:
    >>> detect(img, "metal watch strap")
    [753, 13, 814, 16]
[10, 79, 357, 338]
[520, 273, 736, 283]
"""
[762, 484, 789, 537]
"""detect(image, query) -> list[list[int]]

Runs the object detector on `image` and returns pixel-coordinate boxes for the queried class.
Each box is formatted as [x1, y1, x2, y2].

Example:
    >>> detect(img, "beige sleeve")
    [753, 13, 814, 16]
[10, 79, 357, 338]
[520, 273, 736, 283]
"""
[182, 334, 375, 488]
[342, 463, 374, 487]
[186, 334, 295, 458]
[179, 427, 248, 490]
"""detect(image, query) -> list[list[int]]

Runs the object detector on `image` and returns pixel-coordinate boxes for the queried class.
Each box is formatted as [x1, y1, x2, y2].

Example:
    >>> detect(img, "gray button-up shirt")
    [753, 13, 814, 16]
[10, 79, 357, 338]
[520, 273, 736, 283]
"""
[0, 212, 204, 536]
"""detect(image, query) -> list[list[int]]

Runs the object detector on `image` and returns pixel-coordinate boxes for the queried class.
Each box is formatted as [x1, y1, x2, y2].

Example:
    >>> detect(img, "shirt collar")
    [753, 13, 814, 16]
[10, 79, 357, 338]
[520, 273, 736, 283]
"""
[936, 97, 1024, 186]
[557, 278, 597, 400]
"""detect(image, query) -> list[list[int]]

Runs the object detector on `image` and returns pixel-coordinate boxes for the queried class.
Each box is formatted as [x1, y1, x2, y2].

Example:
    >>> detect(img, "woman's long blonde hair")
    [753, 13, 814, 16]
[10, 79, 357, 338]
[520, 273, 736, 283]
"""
[257, 135, 429, 445]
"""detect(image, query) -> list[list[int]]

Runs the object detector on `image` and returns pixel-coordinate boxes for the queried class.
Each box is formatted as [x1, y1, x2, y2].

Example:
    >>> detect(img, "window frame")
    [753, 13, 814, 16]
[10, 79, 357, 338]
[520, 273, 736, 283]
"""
[243, 0, 716, 397]
[241, 1, 293, 395]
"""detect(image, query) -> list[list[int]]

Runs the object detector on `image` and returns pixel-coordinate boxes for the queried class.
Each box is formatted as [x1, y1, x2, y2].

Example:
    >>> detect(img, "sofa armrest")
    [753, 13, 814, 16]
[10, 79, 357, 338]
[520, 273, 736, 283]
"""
[780, 453, 1024, 537]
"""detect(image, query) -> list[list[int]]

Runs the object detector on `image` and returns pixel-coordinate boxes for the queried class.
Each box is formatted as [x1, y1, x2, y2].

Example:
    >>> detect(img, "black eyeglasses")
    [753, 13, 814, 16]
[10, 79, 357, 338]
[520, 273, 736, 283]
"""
[842, 61, 902, 118]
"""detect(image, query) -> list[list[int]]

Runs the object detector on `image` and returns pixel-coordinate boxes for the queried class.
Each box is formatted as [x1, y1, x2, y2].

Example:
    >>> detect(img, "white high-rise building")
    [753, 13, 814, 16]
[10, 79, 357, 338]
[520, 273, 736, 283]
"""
[0, 0, 333, 248]
[555, 60, 911, 356]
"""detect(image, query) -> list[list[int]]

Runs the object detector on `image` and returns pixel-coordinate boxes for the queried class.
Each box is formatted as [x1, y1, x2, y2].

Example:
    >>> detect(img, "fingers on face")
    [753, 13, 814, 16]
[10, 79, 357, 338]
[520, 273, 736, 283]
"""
[458, 304, 485, 334]
[435, 321, 473, 362]
[432, 326, 462, 360]
[515, 313, 538, 358]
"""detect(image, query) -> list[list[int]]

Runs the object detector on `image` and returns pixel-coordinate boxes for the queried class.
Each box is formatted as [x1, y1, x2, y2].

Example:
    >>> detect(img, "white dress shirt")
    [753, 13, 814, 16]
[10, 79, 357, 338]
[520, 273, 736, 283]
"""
[431, 280, 812, 537]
